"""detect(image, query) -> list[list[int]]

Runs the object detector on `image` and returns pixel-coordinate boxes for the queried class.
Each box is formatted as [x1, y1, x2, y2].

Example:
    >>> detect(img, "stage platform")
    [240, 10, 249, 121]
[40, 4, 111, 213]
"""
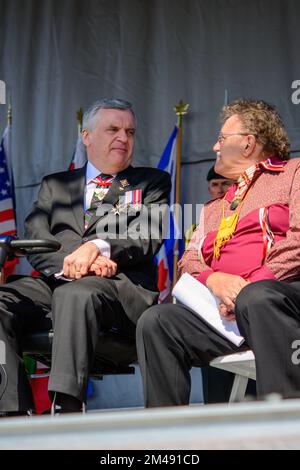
[1, 398, 300, 449]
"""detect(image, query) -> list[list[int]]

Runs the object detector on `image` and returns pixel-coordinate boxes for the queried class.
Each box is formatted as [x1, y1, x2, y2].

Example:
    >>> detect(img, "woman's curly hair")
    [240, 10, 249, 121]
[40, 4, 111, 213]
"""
[221, 99, 290, 160]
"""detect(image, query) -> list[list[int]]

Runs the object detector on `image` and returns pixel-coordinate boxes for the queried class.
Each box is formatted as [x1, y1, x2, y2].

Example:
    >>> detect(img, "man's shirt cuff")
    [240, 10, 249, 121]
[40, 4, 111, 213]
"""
[89, 239, 111, 258]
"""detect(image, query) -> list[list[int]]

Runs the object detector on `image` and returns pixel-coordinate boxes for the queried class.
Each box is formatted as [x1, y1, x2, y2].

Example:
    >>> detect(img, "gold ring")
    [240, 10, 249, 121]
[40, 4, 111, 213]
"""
[232, 293, 237, 302]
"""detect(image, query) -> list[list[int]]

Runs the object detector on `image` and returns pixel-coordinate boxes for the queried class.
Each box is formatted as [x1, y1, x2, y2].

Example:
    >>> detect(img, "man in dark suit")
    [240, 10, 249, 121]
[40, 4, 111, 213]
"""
[0, 98, 171, 415]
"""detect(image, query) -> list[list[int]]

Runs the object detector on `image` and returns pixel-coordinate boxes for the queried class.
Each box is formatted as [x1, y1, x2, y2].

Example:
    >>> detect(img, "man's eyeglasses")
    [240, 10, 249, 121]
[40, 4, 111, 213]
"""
[217, 132, 251, 144]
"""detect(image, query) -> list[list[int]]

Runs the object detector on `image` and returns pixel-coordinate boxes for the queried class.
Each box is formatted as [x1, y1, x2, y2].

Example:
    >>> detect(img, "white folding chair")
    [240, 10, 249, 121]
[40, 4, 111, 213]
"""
[209, 350, 256, 403]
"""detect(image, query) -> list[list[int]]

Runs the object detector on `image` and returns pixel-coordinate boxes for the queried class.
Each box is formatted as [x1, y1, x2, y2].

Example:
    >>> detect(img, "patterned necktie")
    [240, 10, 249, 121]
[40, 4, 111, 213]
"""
[84, 174, 113, 229]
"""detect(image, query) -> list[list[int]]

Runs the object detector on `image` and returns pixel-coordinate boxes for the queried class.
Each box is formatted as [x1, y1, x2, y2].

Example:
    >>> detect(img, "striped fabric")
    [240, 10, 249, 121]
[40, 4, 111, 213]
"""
[84, 174, 113, 228]
[0, 125, 16, 235]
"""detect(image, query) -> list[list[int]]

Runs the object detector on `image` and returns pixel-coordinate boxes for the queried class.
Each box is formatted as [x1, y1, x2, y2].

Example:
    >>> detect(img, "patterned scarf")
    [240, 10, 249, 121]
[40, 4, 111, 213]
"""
[213, 157, 285, 259]
[230, 163, 260, 210]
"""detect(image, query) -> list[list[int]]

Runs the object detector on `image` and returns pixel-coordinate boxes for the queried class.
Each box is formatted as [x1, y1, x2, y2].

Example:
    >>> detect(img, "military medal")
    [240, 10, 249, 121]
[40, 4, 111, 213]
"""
[94, 187, 109, 202]
[120, 179, 130, 188]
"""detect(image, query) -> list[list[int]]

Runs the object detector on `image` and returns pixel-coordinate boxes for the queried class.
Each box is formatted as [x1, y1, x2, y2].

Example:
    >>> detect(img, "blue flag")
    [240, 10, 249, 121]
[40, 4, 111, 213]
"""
[156, 126, 183, 301]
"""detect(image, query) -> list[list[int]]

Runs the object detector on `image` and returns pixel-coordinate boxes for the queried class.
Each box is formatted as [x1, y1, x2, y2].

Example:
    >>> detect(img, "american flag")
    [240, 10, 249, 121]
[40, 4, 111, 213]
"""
[0, 122, 17, 279]
[0, 124, 16, 235]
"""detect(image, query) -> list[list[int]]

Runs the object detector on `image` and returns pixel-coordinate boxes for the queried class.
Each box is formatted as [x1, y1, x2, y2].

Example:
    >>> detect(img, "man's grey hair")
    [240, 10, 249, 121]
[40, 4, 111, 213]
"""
[82, 98, 136, 130]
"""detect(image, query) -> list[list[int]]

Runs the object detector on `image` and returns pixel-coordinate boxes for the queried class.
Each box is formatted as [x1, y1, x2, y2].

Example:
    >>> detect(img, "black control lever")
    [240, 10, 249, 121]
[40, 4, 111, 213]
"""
[0, 236, 61, 266]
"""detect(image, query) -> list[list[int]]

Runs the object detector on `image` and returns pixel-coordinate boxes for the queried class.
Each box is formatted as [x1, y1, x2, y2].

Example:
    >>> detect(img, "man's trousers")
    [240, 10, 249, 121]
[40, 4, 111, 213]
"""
[0, 275, 135, 413]
[136, 279, 300, 407]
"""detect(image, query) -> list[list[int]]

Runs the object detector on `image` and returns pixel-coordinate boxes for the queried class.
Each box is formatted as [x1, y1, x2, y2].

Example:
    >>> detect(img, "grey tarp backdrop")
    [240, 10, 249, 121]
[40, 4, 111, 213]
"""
[1, 0, 300, 237]
[1, 0, 300, 409]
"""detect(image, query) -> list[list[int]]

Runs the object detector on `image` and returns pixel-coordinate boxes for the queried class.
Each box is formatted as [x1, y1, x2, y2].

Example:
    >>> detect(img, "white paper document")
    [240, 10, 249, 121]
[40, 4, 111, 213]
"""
[172, 273, 245, 347]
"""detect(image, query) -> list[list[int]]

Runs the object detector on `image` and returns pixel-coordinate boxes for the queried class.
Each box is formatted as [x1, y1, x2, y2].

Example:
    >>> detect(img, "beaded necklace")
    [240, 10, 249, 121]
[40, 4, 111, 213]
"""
[213, 165, 261, 259]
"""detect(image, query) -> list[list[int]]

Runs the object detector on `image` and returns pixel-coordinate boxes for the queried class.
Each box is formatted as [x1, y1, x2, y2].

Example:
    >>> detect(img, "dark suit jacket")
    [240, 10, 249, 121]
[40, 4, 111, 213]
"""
[24, 164, 171, 323]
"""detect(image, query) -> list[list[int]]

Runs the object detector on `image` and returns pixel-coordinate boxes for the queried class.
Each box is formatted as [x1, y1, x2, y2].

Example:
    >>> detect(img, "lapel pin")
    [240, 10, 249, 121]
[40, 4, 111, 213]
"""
[120, 179, 130, 188]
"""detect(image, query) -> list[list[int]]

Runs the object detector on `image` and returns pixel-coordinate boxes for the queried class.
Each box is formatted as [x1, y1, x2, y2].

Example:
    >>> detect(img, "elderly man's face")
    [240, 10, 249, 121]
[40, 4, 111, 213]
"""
[208, 179, 234, 199]
[82, 108, 136, 174]
[213, 115, 250, 179]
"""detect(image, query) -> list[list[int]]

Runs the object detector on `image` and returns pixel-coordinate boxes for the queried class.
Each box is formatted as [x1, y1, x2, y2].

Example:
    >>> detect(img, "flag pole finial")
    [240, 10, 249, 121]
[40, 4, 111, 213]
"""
[76, 107, 83, 125]
[76, 107, 83, 136]
[173, 100, 189, 117]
